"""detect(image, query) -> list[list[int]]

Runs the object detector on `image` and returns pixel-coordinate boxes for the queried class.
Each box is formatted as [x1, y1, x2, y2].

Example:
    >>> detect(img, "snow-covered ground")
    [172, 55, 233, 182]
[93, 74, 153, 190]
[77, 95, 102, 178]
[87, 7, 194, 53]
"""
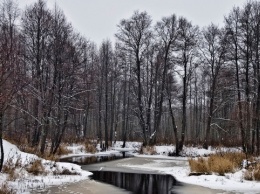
[122, 155, 260, 194]
[62, 141, 141, 158]
[0, 140, 142, 193]
[1, 140, 260, 194]
[118, 143, 260, 194]
[0, 140, 92, 194]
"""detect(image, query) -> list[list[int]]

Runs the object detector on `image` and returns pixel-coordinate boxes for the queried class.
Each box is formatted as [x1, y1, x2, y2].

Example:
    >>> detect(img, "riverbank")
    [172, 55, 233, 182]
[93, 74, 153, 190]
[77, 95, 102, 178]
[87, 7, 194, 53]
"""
[2, 139, 260, 193]
[82, 157, 223, 194]
[0, 140, 92, 194]
[40, 157, 223, 194]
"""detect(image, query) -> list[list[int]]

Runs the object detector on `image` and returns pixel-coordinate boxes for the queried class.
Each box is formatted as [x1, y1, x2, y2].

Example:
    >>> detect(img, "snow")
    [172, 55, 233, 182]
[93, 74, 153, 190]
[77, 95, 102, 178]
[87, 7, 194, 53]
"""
[121, 159, 260, 193]
[1, 140, 92, 194]
[61, 140, 260, 193]
[119, 143, 260, 194]
[2, 139, 260, 194]
[61, 141, 141, 159]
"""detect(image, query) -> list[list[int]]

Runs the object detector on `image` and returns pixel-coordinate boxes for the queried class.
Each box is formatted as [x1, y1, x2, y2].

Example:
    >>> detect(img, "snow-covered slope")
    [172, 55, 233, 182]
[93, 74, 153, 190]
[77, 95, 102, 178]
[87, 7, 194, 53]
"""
[1, 140, 92, 194]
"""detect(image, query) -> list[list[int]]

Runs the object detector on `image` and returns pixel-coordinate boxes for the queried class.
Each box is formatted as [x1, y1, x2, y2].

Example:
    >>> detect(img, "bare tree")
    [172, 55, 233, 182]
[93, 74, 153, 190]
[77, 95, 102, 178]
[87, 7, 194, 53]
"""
[225, 7, 246, 152]
[154, 14, 179, 150]
[251, 2, 260, 154]
[176, 17, 198, 150]
[115, 11, 153, 145]
[99, 40, 113, 150]
[21, 0, 52, 148]
[201, 24, 227, 149]
[0, 0, 21, 171]
[239, 3, 254, 153]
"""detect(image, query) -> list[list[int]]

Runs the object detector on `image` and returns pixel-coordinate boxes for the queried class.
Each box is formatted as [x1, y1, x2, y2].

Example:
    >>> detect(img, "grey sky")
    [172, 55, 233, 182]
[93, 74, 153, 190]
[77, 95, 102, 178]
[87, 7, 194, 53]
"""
[19, 0, 247, 45]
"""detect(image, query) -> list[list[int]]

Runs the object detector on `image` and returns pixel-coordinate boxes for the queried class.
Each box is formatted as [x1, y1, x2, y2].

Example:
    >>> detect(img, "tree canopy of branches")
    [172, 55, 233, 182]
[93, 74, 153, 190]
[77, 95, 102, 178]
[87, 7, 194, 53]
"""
[1, 0, 260, 172]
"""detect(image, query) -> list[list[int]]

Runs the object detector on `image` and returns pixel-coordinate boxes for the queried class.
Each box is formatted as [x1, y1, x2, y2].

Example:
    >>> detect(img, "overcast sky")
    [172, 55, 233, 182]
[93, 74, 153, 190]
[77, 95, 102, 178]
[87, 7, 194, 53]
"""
[19, 0, 248, 45]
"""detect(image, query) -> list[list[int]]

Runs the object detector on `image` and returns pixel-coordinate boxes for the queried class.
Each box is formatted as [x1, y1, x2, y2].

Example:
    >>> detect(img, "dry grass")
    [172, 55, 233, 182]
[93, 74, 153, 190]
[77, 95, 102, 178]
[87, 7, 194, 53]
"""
[53, 168, 79, 175]
[189, 157, 209, 174]
[244, 170, 254, 180]
[23, 143, 71, 161]
[0, 182, 15, 194]
[3, 156, 22, 180]
[84, 141, 97, 153]
[189, 152, 246, 176]
[42, 154, 59, 161]
[140, 146, 157, 155]
[18, 141, 72, 161]
[59, 168, 79, 175]
[245, 164, 260, 181]
[56, 144, 72, 156]
[208, 155, 234, 176]
[2, 159, 15, 175]
[26, 159, 44, 175]
[253, 165, 260, 181]
[215, 151, 246, 169]
[18, 145, 37, 155]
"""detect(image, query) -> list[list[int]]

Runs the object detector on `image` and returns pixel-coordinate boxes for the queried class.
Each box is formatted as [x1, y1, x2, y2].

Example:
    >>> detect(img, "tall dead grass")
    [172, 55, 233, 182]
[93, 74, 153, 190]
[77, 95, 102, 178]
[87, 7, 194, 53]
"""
[26, 159, 44, 175]
[244, 164, 260, 181]
[2, 156, 22, 180]
[0, 182, 15, 194]
[84, 141, 97, 153]
[140, 146, 157, 155]
[253, 165, 260, 181]
[189, 152, 245, 176]
[56, 144, 72, 156]
[189, 157, 209, 174]
[208, 156, 233, 175]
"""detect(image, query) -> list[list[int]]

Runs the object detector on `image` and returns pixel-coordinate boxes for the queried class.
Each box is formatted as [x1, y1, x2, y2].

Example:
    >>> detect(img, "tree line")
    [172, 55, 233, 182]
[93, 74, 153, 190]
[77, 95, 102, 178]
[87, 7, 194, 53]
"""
[0, 0, 260, 170]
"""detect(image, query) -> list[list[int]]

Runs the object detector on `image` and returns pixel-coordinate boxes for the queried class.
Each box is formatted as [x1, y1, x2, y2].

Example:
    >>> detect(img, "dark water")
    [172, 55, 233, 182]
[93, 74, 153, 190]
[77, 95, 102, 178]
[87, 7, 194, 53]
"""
[60, 154, 127, 165]
[91, 171, 178, 194]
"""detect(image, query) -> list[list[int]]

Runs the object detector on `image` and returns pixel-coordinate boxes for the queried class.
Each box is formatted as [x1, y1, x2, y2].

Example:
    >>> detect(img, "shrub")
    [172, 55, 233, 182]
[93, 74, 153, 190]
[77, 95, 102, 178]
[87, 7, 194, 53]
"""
[27, 159, 44, 175]
[189, 157, 209, 174]
[189, 152, 246, 176]
[140, 146, 157, 155]
[60, 168, 79, 175]
[56, 144, 72, 156]
[244, 170, 254, 181]
[85, 142, 97, 153]
[53, 168, 79, 175]
[3, 156, 22, 180]
[19, 142, 71, 160]
[18, 145, 37, 155]
[42, 154, 59, 161]
[215, 151, 246, 169]
[2, 159, 14, 175]
[208, 155, 234, 176]
[0, 182, 14, 194]
[251, 164, 260, 181]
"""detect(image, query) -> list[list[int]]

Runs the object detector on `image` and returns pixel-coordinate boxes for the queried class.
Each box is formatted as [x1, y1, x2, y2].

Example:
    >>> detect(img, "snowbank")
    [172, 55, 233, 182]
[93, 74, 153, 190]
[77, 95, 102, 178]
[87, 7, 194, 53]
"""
[1, 140, 92, 194]
[119, 144, 260, 194]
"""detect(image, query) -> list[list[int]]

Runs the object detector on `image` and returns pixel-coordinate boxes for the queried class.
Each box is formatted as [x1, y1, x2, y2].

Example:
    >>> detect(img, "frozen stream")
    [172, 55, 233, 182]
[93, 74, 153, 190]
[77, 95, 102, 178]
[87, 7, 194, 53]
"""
[35, 156, 237, 194]
[82, 157, 225, 194]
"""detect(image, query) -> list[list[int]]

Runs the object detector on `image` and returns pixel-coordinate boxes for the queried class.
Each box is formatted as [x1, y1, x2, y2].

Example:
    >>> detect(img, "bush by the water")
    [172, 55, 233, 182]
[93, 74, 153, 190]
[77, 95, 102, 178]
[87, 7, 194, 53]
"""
[189, 152, 246, 176]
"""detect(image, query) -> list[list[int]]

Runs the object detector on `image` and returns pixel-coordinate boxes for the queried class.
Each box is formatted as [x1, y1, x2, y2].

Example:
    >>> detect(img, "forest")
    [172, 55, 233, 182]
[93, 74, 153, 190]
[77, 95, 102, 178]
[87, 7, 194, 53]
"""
[0, 0, 259, 171]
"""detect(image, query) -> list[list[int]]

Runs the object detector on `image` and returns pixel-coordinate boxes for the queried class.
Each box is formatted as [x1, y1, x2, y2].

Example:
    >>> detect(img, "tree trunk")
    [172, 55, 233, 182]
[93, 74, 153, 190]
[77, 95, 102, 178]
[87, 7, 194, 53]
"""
[168, 97, 179, 156]
[179, 63, 187, 151]
[0, 112, 4, 172]
[203, 80, 216, 149]
[136, 54, 147, 145]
